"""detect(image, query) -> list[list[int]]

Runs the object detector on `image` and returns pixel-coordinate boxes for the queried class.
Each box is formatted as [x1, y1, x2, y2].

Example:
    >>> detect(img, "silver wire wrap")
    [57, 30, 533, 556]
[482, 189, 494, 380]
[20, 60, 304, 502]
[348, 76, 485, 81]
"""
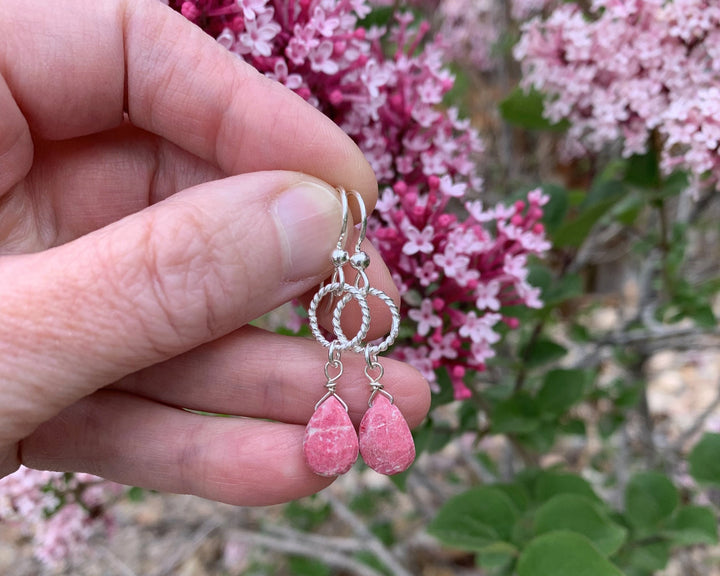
[331, 286, 401, 356]
[363, 345, 393, 406]
[314, 343, 348, 410]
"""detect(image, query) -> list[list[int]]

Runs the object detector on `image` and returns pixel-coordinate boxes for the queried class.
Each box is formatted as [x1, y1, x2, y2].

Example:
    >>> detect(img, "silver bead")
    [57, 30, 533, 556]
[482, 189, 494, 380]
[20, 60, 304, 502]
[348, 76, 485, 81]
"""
[350, 251, 370, 270]
[331, 248, 349, 267]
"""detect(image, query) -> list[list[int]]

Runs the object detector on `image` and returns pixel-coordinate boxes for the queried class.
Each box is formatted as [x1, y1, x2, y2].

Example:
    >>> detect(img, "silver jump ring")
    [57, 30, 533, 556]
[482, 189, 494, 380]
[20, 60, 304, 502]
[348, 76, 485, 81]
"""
[333, 287, 400, 355]
[308, 282, 371, 351]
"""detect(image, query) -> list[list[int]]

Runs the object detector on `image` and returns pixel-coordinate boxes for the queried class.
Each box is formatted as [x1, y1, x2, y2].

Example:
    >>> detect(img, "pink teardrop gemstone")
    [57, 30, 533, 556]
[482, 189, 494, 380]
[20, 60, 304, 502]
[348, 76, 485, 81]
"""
[359, 394, 415, 475]
[303, 396, 359, 477]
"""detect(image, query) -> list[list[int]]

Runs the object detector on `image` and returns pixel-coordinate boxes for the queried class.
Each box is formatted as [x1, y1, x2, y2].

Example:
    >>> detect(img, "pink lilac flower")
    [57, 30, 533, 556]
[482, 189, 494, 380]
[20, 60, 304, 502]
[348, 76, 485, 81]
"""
[173, 1, 549, 399]
[408, 298, 443, 336]
[511, 0, 554, 20]
[475, 280, 501, 311]
[403, 224, 435, 256]
[0, 467, 123, 568]
[516, 0, 720, 195]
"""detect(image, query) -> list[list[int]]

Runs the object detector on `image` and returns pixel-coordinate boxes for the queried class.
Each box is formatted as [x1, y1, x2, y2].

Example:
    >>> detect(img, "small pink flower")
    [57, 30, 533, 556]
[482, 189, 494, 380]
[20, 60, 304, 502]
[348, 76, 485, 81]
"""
[459, 311, 501, 345]
[416, 261, 440, 287]
[434, 245, 470, 278]
[475, 280, 501, 311]
[503, 253, 529, 281]
[408, 299, 443, 336]
[237, 9, 281, 57]
[403, 224, 435, 255]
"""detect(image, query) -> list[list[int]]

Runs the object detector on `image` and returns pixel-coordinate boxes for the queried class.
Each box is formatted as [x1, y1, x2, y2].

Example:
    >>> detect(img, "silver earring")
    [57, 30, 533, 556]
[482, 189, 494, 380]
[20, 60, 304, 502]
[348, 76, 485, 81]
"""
[336, 191, 415, 476]
[303, 188, 368, 477]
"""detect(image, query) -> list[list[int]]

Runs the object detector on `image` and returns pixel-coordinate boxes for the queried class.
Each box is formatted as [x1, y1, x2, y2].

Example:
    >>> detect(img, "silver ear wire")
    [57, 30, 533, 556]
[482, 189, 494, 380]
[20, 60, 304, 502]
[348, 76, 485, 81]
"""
[346, 190, 370, 292]
[329, 187, 351, 290]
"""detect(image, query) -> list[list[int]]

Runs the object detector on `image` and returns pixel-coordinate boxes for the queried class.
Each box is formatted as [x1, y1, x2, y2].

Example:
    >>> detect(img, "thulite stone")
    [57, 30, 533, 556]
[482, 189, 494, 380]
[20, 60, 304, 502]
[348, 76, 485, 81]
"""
[359, 394, 415, 475]
[303, 395, 359, 477]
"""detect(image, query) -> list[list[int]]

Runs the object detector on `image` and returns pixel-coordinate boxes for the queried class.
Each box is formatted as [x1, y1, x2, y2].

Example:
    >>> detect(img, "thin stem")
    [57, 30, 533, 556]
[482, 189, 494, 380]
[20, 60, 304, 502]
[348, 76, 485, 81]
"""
[324, 493, 415, 576]
[231, 528, 383, 576]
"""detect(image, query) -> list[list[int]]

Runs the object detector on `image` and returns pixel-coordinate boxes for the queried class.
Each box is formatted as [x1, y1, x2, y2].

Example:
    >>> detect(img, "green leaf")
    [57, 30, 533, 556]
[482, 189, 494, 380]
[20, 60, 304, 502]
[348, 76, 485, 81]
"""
[562, 419, 587, 436]
[689, 433, 720, 486]
[288, 556, 331, 576]
[534, 471, 601, 504]
[527, 264, 553, 295]
[625, 472, 678, 532]
[284, 498, 331, 531]
[354, 551, 391, 576]
[598, 411, 625, 439]
[613, 192, 645, 225]
[517, 421, 557, 453]
[537, 369, 589, 418]
[582, 178, 627, 210]
[624, 150, 661, 189]
[518, 532, 625, 576]
[534, 495, 627, 556]
[524, 338, 569, 369]
[542, 274, 584, 307]
[491, 392, 541, 434]
[689, 303, 717, 328]
[666, 505, 719, 546]
[499, 88, 570, 131]
[494, 484, 531, 514]
[430, 366, 456, 409]
[426, 424, 455, 454]
[553, 180, 627, 248]
[126, 486, 145, 502]
[613, 380, 643, 409]
[388, 470, 409, 491]
[622, 541, 671, 573]
[428, 487, 520, 551]
[475, 541, 518, 570]
[539, 184, 569, 232]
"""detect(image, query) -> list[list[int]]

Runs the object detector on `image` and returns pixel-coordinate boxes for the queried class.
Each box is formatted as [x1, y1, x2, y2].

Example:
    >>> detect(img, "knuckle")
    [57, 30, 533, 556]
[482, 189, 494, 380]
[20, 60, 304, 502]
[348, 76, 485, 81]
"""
[100, 202, 238, 354]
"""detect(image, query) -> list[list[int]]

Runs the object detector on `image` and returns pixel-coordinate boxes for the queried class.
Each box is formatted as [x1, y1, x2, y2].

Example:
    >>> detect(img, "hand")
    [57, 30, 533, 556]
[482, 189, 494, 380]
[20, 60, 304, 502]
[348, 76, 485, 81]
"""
[0, 0, 430, 505]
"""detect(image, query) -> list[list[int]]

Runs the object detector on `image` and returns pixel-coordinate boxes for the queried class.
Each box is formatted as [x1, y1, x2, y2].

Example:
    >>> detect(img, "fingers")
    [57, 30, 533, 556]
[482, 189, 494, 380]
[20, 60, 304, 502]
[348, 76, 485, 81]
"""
[20, 391, 333, 506]
[0, 73, 32, 197]
[0, 171, 345, 444]
[25, 125, 225, 247]
[114, 326, 430, 428]
[20, 324, 432, 505]
[0, 0, 377, 208]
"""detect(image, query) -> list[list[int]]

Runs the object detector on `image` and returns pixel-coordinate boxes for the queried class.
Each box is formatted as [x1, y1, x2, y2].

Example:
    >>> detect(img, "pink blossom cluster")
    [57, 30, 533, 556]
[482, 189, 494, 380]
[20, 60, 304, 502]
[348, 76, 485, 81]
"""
[510, 0, 553, 21]
[0, 467, 122, 567]
[173, 0, 549, 399]
[434, 0, 556, 70]
[515, 0, 720, 194]
[383, 188, 550, 399]
[368, 0, 551, 71]
[434, 0, 499, 71]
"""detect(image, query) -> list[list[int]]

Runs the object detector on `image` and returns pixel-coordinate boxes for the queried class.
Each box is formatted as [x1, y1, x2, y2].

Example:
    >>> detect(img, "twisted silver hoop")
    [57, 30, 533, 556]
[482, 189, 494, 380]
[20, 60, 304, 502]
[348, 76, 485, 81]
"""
[308, 282, 371, 351]
[331, 287, 400, 355]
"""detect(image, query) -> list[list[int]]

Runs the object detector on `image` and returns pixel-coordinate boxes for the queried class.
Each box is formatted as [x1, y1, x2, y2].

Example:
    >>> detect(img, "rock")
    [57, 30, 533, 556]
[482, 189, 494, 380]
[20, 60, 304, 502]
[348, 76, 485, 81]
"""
[359, 394, 415, 475]
[303, 395, 359, 477]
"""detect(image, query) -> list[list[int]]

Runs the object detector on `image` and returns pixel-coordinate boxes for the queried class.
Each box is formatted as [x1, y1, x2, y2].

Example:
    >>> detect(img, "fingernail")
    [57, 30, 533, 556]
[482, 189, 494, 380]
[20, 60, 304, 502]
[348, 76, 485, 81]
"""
[274, 182, 343, 281]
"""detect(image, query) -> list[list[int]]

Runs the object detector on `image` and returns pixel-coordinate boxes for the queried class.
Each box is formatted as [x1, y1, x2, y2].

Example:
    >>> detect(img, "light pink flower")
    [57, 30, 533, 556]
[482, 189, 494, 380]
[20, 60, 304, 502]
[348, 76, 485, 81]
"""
[408, 298, 443, 336]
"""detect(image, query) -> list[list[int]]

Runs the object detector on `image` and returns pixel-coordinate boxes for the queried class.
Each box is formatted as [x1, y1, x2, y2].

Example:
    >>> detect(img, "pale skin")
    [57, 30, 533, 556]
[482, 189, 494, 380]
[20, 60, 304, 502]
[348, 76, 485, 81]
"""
[0, 0, 430, 505]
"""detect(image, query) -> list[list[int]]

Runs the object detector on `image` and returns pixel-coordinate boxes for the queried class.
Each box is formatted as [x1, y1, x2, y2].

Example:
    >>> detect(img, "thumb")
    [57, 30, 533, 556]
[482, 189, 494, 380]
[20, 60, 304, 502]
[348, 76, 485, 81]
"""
[0, 171, 343, 444]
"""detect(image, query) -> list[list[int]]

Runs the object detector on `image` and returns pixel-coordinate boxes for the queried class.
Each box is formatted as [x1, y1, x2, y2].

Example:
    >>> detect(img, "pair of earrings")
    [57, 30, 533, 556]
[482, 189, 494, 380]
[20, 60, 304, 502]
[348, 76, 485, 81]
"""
[303, 187, 415, 477]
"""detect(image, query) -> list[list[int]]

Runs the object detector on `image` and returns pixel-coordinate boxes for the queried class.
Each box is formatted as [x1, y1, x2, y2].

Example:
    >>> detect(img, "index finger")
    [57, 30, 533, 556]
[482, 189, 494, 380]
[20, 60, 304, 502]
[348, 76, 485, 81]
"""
[0, 0, 377, 207]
